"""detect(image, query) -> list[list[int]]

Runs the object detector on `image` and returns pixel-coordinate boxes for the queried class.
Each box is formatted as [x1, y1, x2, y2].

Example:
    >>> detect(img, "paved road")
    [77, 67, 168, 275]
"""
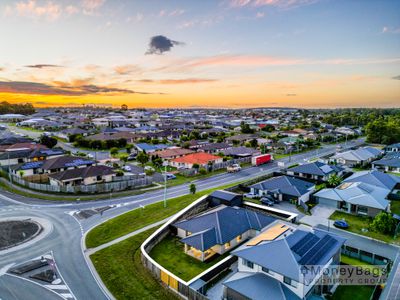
[0, 138, 366, 300]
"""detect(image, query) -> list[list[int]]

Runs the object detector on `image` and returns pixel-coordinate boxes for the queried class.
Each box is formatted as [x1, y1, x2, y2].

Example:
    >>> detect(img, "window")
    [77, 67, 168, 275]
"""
[225, 242, 231, 249]
[284, 277, 292, 285]
[242, 259, 253, 269]
[357, 206, 368, 215]
[262, 267, 269, 273]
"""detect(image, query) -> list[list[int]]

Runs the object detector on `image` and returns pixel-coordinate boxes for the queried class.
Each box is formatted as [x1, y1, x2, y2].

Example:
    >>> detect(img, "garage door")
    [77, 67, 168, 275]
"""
[317, 197, 337, 208]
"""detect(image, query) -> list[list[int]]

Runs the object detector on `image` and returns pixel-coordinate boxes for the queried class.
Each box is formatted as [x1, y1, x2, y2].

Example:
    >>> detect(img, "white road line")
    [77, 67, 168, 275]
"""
[60, 293, 73, 298]
[44, 284, 68, 290]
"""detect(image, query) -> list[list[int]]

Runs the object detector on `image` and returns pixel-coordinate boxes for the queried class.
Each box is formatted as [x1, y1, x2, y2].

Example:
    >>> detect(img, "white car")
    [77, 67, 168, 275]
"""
[87, 153, 94, 159]
[244, 193, 260, 199]
[123, 166, 132, 172]
[144, 166, 155, 171]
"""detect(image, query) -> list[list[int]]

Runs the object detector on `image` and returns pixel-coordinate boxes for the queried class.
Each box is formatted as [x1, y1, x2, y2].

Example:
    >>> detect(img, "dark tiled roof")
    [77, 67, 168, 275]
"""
[344, 170, 400, 191]
[48, 165, 115, 181]
[174, 205, 275, 251]
[210, 190, 242, 202]
[249, 176, 314, 197]
[289, 161, 343, 176]
[41, 156, 94, 170]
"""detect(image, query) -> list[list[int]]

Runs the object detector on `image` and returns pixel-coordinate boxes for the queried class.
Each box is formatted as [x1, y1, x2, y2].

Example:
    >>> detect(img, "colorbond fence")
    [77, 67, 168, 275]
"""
[9, 174, 153, 194]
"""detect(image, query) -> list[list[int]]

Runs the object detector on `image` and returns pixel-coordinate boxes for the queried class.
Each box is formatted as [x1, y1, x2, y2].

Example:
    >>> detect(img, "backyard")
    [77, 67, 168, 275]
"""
[330, 285, 375, 300]
[329, 211, 400, 244]
[149, 235, 231, 281]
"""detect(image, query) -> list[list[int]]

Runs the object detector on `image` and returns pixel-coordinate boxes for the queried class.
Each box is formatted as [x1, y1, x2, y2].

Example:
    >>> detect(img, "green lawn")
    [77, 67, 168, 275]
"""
[341, 255, 383, 276]
[330, 285, 374, 300]
[86, 183, 239, 248]
[329, 211, 400, 244]
[90, 227, 179, 300]
[391, 200, 400, 215]
[150, 235, 230, 281]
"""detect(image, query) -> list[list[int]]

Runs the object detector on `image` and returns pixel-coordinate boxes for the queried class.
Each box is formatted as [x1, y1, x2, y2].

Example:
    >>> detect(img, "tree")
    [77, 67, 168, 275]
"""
[126, 144, 134, 153]
[327, 174, 342, 187]
[121, 104, 128, 111]
[110, 147, 119, 157]
[192, 163, 200, 170]
[189, 183, 196, 194]
[240, 121, 254, 134]
[152, 156, 163, 169]
[249, 138, 258, 148]
[370, 212, 397, 235]
[40, 135, 57, 149]
[136, 151, 149, 167]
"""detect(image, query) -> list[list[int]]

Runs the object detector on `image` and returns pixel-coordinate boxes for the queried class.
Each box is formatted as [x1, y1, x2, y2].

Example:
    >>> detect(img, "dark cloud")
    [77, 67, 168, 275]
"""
[145, 35, 184, 55]
[392, 75, 400, 80]
[137, 78, 218, 84]
[0, 81, 162, 96]
[25, 64, 63, 69]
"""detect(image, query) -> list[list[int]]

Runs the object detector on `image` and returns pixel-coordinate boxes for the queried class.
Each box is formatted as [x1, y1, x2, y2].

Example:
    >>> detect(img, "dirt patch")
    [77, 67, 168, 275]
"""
[0, 220, 42, 250]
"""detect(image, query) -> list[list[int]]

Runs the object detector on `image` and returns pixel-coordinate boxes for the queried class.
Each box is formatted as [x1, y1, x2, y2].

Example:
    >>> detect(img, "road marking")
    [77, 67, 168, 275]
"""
[0, 263, 15, 277]
[44, 284, 68, 290]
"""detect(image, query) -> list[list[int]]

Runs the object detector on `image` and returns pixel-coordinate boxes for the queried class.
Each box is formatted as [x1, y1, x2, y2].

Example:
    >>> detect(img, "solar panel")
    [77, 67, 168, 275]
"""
[296, 235, 320, 256]
[291, 232, 313, 253]
[299, 235, 337, 265]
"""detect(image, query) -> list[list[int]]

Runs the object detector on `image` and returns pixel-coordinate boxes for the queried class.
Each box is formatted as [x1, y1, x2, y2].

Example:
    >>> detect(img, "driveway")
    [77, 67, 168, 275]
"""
[300, 204, 335, 227]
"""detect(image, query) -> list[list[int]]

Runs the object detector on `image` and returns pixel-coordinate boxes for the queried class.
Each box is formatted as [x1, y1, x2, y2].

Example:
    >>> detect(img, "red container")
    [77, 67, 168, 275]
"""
[252, 154, 272, 166]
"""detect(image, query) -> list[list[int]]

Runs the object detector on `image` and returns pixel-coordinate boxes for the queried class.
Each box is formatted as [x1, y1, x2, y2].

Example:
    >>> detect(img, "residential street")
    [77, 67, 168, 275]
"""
[0, 138, 367, 300]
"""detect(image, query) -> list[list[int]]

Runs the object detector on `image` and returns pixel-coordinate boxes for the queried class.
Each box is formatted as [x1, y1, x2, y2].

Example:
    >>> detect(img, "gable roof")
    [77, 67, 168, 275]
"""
[48, 165, 115, 182]
[174, 205, 275, 251]
[249, 175, 315, 197]
[289, 161, 343, 176]
[344, 170, 400, 191]
[373, 157, 400, 168]
[41, 156, 94, 170]
[210, 190, 242, 202]
[314, 181, 390, 210]
[332, 147, 382, 162]
[233, 228, 345, 281]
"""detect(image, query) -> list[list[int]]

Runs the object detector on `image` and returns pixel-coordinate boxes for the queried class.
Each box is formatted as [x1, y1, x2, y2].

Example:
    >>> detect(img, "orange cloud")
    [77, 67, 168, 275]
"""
[138, 78, 218, 84]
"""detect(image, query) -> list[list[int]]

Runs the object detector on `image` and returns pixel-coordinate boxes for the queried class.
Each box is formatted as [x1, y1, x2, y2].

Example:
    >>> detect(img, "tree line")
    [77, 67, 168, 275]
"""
[0, 101, 35, 115]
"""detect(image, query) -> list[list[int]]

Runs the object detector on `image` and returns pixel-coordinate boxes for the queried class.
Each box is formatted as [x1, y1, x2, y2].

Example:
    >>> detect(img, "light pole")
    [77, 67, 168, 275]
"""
[163, 161, 168, 208]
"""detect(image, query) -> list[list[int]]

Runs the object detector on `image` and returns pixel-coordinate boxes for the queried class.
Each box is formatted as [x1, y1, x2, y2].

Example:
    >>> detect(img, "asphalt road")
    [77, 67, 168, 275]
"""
[0, 138, 366, 300]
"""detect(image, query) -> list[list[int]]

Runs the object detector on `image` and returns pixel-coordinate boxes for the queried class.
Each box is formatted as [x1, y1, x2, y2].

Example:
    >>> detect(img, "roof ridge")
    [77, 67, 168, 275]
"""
[215, 211, 223, 244]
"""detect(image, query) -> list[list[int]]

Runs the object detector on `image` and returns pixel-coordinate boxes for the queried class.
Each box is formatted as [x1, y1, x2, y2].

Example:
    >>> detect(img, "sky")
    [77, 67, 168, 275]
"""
[0, 0, 399, 109]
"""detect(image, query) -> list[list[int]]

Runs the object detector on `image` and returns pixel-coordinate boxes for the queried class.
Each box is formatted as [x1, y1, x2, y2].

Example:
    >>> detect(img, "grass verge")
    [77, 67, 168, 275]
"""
[86, 183, 239, 248]
[90, 227, 179, 300]
[330, 285, 374, 300]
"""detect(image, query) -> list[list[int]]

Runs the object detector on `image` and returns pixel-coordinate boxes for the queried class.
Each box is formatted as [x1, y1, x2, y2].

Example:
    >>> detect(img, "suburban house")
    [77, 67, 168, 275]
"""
[224, 225, 345, 300]
[0, 148, 66, 167]
[135, 143, 169, 153]
[86, 131, 140, 143]
[384, 143, 400, 153]
[197, 142, 231, 154]
[344, 170, 400, 196]
[48, 165, 115, 187]
[0, 142, 47, 152]
[286, 161, 345, 182]
[169, 152, 223, 169]
[40, 156, 95, 174]
[221, 146, 260, 158]
[173, 205, 275, 261]
[150, 148, 194, 160]
[249, 175, 316, 205]
[208, 190, 243, 207]
[329, 146, 382, 167]
[314, 181, 390, 217]
[372, 153, 400, 173]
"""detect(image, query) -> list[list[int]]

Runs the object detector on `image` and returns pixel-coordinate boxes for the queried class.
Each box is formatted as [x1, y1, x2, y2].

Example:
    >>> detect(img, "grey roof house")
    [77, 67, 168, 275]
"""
[329, 146, 382, 167]
[372, 153, 400, 173]
[223, 225, 345, 300]
[286, 161, 344, 182]
[249, 175, 315, 205]
[173, 205, 275, 261]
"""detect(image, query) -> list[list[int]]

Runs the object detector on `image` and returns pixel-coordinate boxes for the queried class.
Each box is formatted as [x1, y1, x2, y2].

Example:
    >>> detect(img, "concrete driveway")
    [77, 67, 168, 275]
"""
[300, 204, 335, 227]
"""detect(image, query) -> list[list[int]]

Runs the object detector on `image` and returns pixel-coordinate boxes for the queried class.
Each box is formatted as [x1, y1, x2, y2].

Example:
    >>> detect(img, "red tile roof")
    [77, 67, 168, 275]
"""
[171, 152, 221, 165]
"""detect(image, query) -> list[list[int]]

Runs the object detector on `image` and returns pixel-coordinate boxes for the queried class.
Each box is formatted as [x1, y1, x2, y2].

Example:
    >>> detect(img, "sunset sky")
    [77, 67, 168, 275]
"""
[0, 0, 399, 108]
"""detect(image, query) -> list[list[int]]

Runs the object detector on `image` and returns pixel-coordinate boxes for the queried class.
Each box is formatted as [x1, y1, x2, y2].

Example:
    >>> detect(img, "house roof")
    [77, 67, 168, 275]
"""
[222, 146, 260, 157]
[199, 142, 230, 152]
[373, 158, 400, 168]
[48, 165, 115, 182]
[135, 143, 169, 152]
[249, 175, 315, 197]
[233, 228, 345, 281]
[41, 156, 94, 170]
[331, 147, 382, 162]
[289, 161, 343, 177]
[150, 147, 194, 159]
[314, 181, 390, 210]
[210, 190, 242, 202]
[171, 152, 222, 165]
[344, 170, 400, 191]
[174, 205, 275, 251]
[223, 272, 300, 300]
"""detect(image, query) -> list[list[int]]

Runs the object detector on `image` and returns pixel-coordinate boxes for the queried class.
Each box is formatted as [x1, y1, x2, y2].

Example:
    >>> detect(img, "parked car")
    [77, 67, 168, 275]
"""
[144, 166, 155, 171]
[87, 153, 94, 159]
[333, 220, 349, 229]
[122, 166, 132, 172]
[127, 153, 137, 161]
[261, 197, 274, 206]
[165, 173, 176, 180]
[244, 193, 260, 199]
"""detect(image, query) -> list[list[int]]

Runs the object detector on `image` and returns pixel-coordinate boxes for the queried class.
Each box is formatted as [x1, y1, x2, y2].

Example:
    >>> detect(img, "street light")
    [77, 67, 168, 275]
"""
[162, 161, 168, 208]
